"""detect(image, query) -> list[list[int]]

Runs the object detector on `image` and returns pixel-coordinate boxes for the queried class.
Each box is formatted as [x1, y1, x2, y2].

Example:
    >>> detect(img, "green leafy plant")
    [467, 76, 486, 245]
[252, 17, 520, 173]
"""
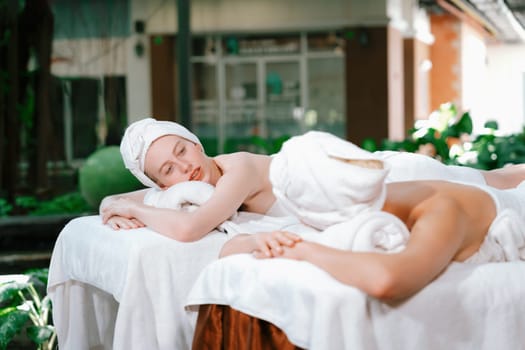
[467, 123, 525, 169]
[365, 102, 473, 162]
[14, 192, 92, 216]
[365, 102, 525, 170]
[15, 196, 39, 212]
[0, 269, 56, 350]
[0, 199, 13, 217]
[249, 135, 290, 154]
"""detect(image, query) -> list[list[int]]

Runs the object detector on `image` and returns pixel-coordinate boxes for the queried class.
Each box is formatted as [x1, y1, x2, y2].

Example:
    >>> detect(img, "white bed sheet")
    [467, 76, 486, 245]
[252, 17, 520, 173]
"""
[47, 213, 306, 350]
[47, 215, 228, 349]
[186, 254, 525, 350]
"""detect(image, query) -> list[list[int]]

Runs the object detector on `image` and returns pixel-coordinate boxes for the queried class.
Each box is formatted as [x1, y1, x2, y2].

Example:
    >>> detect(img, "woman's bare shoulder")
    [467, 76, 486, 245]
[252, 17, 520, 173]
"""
[215, 152, 271, 170]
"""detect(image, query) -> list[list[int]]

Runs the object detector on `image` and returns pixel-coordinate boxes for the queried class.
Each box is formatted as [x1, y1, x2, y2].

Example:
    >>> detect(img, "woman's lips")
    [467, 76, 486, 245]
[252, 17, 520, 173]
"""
[190, 167, 201, 181]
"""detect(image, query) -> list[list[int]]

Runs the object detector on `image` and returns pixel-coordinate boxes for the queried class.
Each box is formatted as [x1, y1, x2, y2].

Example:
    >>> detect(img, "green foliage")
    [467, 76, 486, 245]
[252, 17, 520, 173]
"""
[369, 102, 525, 170]
[0, 309, 30, 349]
[13, 192, 91, 216]
[15, 196, 39, 210]
[469, 129, 525, 170]
[220, 135, 290, 155]
[484, 120, 498, 130]
[249, 135, 290, 154]
[361, 138, 378, 152]
[79, 146, 143, 209]
[0, 269, 56, 350]
[30, 193, 91, 216]
[0, 199, 13, 217]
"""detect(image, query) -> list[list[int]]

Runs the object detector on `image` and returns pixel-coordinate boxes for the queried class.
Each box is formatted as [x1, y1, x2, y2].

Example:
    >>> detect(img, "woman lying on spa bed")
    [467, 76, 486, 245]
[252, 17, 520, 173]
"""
[101, 118, 523, 234]
[100, 118, 525, 300]
[222, 179, 525, 300]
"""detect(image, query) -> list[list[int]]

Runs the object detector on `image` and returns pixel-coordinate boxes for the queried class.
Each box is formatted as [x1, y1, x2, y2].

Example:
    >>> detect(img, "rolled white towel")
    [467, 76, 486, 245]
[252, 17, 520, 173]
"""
[144, 181, 214, 211]
[313, 211, 409, 253]
[143, 181, 242, 235]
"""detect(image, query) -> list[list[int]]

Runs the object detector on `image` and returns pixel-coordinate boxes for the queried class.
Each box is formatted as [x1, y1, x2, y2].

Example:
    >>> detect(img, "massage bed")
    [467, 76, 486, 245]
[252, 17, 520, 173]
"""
[48, 212, 525, 350]
[187, 253, 525, 349]
[48, 130, 525, 349]
[185, 201, 525, 349]
[47, 215, 225, 349]
[47, 211, 310, 349]
[185, 131, 525, 349]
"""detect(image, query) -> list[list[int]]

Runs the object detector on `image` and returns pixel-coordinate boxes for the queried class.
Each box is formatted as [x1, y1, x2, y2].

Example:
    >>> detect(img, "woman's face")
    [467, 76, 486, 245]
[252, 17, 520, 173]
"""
[144, 135, 211, 188]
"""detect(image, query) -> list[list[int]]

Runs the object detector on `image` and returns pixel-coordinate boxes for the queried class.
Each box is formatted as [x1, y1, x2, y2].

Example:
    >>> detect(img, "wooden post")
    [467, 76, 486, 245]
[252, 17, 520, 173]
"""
[176, 0, 192, 129]
[3, 0, 21, 202]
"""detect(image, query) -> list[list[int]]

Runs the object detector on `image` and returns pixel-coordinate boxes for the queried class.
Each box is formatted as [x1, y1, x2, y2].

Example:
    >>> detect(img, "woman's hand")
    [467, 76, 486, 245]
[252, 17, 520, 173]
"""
[251, 231, 302, 258]
[220, 231, 302, 258]
[100, 196, 142, 224]
[262, 240, 310, 261]
[105, 215, 145, 230]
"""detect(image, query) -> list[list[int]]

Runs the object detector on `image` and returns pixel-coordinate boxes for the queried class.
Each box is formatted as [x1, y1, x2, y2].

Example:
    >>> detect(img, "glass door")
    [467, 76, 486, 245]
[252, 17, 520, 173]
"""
[192, 61, 219, 154]
[307, 56, 345, 138]
[191, 32, 346, 154]
[223, 61, 259, 152]
[264, 60, 302, 139]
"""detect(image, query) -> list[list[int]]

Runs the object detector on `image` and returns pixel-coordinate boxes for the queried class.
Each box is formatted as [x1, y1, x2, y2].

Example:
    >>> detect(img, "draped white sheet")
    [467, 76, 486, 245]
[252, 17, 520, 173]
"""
[47, 215, 227, 350]
[47, 213, 307, 350]
[186, 254, 525, 350]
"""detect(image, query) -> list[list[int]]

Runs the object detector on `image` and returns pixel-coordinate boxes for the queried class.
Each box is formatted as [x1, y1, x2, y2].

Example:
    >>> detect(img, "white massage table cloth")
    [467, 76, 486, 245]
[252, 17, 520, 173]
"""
[186, 254, 525, 350]
[47, 212, 308, 350]
[47, 215, 227, 350]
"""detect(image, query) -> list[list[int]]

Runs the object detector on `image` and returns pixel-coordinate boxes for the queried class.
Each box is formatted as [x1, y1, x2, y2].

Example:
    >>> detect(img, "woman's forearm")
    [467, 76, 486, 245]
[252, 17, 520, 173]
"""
[288, 241, 409, 300]
[99, 189, 148, 214]
[127, 204, 212, 242]
[219, 234, 254, 257]
[101, 194, 238, 241]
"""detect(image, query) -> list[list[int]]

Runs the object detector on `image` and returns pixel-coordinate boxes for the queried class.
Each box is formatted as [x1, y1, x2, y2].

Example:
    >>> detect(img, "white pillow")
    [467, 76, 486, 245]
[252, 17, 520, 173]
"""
[143, 181, 215, 212]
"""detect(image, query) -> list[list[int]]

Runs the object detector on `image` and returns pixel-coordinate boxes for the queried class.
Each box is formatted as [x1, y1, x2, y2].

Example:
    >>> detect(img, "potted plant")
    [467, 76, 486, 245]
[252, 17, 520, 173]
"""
[0, 269, 56, 350]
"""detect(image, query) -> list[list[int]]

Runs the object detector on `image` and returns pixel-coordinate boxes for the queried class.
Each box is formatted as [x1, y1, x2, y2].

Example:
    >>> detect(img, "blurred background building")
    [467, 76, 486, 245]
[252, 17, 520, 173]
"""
[2, 0, 525, 191]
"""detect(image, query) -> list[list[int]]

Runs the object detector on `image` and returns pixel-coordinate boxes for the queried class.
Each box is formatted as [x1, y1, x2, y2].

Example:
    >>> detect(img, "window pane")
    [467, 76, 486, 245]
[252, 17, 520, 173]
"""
[222, 34, 300, 56]
[265, 61, 301, 139]
[193, 62, 219, 155]
[223, 62, 259, 153]
[307, 57, 345, 138]
[307, 31, 345, 53]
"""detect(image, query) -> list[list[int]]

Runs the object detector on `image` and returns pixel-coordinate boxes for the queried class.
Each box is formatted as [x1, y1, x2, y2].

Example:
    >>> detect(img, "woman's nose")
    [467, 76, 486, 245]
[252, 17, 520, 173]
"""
[176, 160, 191, 173]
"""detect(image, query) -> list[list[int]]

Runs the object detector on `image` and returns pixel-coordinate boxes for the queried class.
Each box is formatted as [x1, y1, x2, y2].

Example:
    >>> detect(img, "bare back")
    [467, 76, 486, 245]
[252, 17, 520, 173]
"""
[383, 180, 497, 262]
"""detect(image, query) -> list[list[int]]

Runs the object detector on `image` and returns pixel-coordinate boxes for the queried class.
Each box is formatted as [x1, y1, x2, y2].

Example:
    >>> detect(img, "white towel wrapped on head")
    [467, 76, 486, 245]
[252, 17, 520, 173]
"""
[270, 131, 390, 230]
[120, 117, 202, 188]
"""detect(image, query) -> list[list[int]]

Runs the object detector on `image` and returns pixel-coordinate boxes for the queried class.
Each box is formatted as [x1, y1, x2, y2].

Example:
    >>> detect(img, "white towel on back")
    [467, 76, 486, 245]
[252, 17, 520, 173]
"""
[269, 131, 390, 230]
